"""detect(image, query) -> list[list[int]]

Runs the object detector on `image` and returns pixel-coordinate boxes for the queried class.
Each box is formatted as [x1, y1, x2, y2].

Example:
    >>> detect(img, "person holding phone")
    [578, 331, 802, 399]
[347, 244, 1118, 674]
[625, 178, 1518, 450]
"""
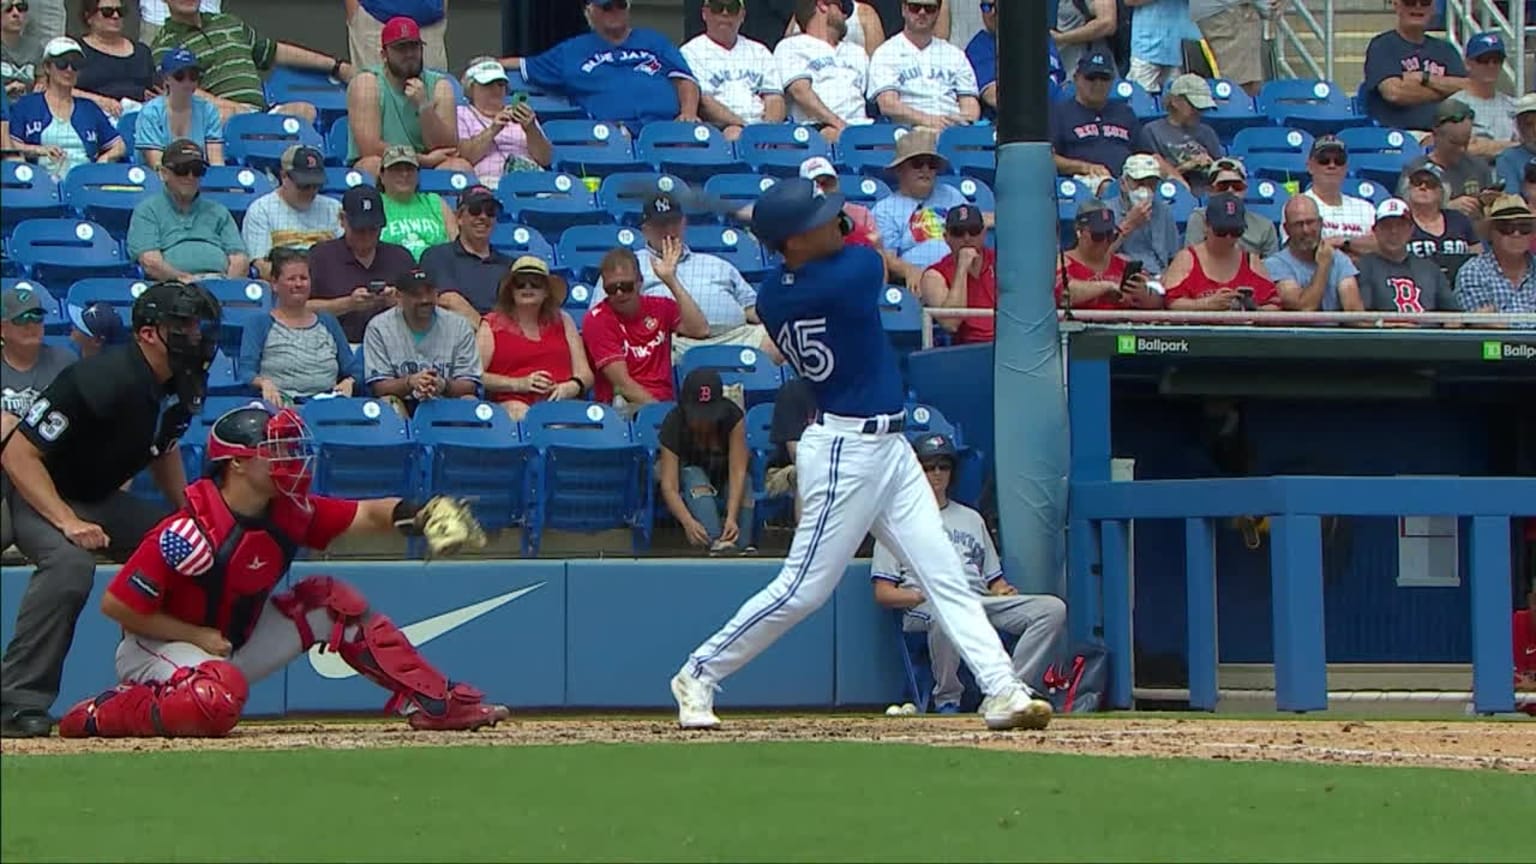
[307, 186, 417, 345]
[1054, 204, 1161, 311]
[1164, 194, 1281, 313]
[455, 55, 550, 187]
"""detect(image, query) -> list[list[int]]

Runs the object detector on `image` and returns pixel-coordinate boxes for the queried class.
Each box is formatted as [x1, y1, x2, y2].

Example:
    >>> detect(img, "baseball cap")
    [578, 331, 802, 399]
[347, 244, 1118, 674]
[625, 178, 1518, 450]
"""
[1122, 153, 1161, 181]
[163, 138, 207, 170]
[159, 46, 200, 76]
[1485, 193, 1534, 222]
[1166, 73, 1215, 110]
[912, 432, 957, 464]
[751, 177, 846, 249]
[1517, 93, 1536, 116]
[945, 204, 983, 233]
[381, 144, 419, 169]
[799, 156, 838, 181]
[1211, 157, 1247, 184]
[1374, 197, 1410, 222]
[1, 281, 49, 321]
[381, 16, 423, 47]
[1309, 135, 1346, 158]
[1464, 31, 1505, 59]
[68, 301, 126, 343]
[465, 57, 509, 86]
[1076, 51, 1115, 78]
[397, 268, 435, 294]
[1435, 98, 1474, 125]
[280, 144, 326, 186]
[42, 36, 84, 60]
[1205, 192, 1247, 233]
[503, 255, 568, 306]
[342, 185, 387, 229]
[457, 184, 499, 212]
[1074, 204, 1117, 234]
[642, 192, 684, 224]
[679, 368, 734, 425]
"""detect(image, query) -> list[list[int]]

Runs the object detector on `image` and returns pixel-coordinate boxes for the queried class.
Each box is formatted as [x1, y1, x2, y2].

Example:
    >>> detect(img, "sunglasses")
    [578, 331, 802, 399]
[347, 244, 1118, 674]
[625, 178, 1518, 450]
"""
[1493, 221, 1534, 236]
[1212, 227, 1245, 238]
[1087, 230, 1117, 242]
[1212, 180, 1247, 193]
[463, 201, 500, 218]
[294, 182, 321, 192]
[1399, 0, 1433, 7]
[171, 69, 201, 82]
[705, 0, 743, 11]
[921, 461, 953, 473]
[1409, 174, 1440, 189]
[947, 227, 983, 238]
[95, 5, 123, 17]
[1312, 155, 1347, 167]
[8, 309, 46, 324]
[169, 162, 208, 178]
[511, 276, 547, 290]
[2, 2, 27, 12]
[49, 57, 81, 71]
[904, 156, 943, 171]
[606, 280, 638, 294]
[905, 2, 938, 13]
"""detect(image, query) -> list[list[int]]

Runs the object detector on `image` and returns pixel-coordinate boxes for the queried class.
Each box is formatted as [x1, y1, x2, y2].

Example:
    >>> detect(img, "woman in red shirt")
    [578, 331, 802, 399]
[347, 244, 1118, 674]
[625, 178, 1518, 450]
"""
[1055, 205, 1162, 311]
[475, 256, 594, 420]
[1164, 194, 1282, 312]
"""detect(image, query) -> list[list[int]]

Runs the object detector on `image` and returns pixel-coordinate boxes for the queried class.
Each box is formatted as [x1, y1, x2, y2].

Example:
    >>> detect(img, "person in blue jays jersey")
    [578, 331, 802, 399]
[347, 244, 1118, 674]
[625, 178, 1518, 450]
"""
[669, 179, 1053, 732]
[498, 0, 700, 129]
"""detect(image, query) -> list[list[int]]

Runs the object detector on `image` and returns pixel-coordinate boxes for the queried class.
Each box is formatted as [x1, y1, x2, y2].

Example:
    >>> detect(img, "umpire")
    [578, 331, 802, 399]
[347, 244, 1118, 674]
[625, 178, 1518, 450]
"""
[0, 281, 221, 738]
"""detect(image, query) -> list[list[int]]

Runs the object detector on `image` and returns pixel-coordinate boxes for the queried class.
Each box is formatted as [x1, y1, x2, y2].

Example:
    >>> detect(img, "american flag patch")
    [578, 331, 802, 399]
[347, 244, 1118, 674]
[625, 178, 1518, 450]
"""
[159, 518, 213, 576]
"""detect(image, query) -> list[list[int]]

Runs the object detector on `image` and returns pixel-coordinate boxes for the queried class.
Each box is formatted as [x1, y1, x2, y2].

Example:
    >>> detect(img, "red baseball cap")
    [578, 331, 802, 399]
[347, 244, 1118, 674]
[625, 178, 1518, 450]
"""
[381, 16, 423, 48]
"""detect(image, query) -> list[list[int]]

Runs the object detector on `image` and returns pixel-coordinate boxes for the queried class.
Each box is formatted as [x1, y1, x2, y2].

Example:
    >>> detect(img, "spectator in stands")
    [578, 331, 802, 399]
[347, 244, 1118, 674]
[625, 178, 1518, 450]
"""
[1049, 52, 1143, 192]
[347, 17, 472, 177]
[868, 0, 979, 129]
[1403, 162, 1482, 282]
[919, 204, 996, 344]
[1454, 194, 1536, 317]
[658, 367, 753, 555]
[134, 48, 225, 168]
[1353, 198, 1458, 315]
[1456, 32, 1517, 159]
[498, 0, 700, 130]
[421, 185, 511, 328]
[775, 0, 872, 139]
[151, 0, 351, 124]
[1127, 0, 1195, 95]
[376, 145, 458, 261]
[966, 1, 1065, 115]
[477, 256, 590, 421]
[242, 145, 343, 280]
[682, 0, 785, 140]
[1362, 0, 1467, 135]
[66, 300, 124, 358]
[1186, 159, 1280, 257]
[1053, 0, 1114, 78]
[74, 0, 154, 117]
[1264, 195, 1360, 311]
[802, 156, 881, 250]
[1107, 154, 1181, 276]
[875, 128, 977, 290]
[1496, 97, 1536, 194]
[783, 0, 891, 54]
[9, 38, 124, 178]
[240, 247, 360, 406]
[1164, 193, 1281, 311]
[1, 0, 40, 100]
[1138, 74, 1224, 193]
[1055, 204, 1160, 310]
[456, 56, 551, 186]
[1191, 0, 1273, 97]
[344, 0, 448, 73]
[765, 375, 816, 524]
[364, 267, 481, 415]
[1303, 135, 1378, 255]
[139, 0, 217, 46]
[1399, 100, 1499, 222]
[308, 185, 417, 345]
[582, 245, 710, 416]
[1, 284, 73, 422]
[127, 139, 248, 281]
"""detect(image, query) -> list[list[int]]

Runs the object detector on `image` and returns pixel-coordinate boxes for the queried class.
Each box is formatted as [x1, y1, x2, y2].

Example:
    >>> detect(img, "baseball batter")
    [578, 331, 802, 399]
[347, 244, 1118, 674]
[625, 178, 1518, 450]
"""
[670, 178, 1052, 731]
[58, 403, 506, 738]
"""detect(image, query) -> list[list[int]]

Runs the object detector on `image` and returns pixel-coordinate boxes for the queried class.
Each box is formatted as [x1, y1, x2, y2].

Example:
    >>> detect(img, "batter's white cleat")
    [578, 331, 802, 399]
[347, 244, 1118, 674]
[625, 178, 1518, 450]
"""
[981, 687, 1054, 731]
[671, 670, 721, 730]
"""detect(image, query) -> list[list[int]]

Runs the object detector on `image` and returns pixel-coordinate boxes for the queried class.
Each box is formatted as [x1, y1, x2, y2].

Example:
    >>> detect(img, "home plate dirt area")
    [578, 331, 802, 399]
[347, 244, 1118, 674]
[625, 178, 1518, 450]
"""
[4, 715, 1533, 772]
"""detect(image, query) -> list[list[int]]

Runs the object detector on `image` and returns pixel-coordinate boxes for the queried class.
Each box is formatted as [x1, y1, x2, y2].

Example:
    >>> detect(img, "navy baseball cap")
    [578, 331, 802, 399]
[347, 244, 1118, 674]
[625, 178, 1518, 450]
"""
[1206, 193, 1247, 233]
[1464, 31, 1505, 59]
[1076, 52, 1115, 78]
[750, 178, 845, 250]
[342, 185, 388, 230]
[160, 47, 200, 76]
[1074, 205, 1116, 234]
[69, 301, 126, 342]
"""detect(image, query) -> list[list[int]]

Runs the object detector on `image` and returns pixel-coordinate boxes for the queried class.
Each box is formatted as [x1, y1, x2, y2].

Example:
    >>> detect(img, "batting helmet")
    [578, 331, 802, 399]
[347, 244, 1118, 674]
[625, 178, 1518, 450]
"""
[912, 433, 957, 463]
[205, 403, 316, 502]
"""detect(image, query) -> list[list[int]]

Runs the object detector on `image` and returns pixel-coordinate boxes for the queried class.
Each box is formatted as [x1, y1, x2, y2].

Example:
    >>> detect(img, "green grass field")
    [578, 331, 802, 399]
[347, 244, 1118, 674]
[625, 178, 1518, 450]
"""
[4, 742, 1533, 862]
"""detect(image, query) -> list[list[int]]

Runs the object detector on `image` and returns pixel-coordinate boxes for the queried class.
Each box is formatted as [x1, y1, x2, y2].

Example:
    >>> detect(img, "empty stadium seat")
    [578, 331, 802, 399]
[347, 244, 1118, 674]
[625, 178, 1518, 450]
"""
[64, 277, 148, 324]
[598, 172, 697, 226]
[735, 123, 832, 177]
[224, 113, 326, 172]
[1, 162, 66, 233]
[741, 401, 786, 536]
[325, 116, 350, 166]
[556, 224, 646, 281]
[545, 120, 648, 177]
[835, 124, 910, 176]
[489, 223, 557, 262]
[198, 279, 273, 356]
[838, 174, 891, 208]
[1340, 177, 1389, 205]
[61, 163, 162, 238]
[1155, 180, 1199, 228]
[1241, 178, 1291, 225]
[523, 400, 646, 554]
[9, 219, 134, 285]
[703, 173, 780, 218]
[939, 175, 995, 211]
[322, 166, 375, 198]
[265, 68, 349, 128]
[199, 166, 276, 227]
[524, 92, 586, 121]
[683, 225, 768, 282]
[205, 349, 250, 397]
[878, 286, 923, 353]
[565, 281, 597, 320]
[496, 172, 606, 234]
[632, 400, 674, 455]
[302, 397, 417, 499]
[1202, 78, 1266, 140]
[1336, 127, 1424, 189]
[675, 344, 780, 409]
[413, 399, 534, 547]
[1257, 79, 1363, 137]
[635, 121, 745, 183]
[1230, 127, 1315, 183]
[415, 168, 477, 202]
[937, 125, 996, 186]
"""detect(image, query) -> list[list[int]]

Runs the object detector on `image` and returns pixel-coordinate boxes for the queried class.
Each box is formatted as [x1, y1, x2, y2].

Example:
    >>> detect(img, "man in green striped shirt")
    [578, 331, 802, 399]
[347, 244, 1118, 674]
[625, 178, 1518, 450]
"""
[150, 0, 355, 124]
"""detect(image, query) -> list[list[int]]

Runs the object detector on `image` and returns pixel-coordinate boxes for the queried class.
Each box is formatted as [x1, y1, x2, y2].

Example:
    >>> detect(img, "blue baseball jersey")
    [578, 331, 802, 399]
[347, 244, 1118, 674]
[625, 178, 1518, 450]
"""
[757, 245, 904, 418]
[521, 29, 694, 126]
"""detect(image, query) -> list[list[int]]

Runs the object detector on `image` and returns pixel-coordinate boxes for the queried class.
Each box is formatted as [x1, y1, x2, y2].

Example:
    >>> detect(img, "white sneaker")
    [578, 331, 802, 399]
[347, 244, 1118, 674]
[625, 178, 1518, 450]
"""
[980, 687, 1053, 731]
[670, 670, 721, 730]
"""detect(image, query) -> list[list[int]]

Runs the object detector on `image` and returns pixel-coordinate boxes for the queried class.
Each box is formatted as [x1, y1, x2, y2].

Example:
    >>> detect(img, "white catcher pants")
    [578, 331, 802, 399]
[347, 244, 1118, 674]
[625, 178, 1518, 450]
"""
[115, 600, 341, 687]
[686, 417, 1024, 697]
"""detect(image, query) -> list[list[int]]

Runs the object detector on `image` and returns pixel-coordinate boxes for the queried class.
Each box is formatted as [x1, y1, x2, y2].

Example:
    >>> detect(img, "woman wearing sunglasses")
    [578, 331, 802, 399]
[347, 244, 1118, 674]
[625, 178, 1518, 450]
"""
[133, 46, 223, 168]
[74, 0, 155, 116]
[1402, 162, 1482, 282]
[1, 0, 40, 100]
[1055, 203, 1161, 311]
[1453, 194, 1536, 316]
[476, 256, 591, 421]
[1164, 192, 1282, 312]
[7, 36, 123, 178]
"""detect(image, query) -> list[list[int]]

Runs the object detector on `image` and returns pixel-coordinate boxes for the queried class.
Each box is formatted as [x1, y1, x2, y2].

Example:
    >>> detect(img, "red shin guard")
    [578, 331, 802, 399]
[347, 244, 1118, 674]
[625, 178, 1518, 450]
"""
[58, 660, 249, 738]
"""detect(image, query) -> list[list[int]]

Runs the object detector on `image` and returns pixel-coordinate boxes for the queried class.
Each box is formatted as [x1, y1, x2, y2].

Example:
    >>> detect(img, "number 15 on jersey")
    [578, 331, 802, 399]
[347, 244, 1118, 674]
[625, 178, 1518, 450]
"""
[776, 318, 836, 383]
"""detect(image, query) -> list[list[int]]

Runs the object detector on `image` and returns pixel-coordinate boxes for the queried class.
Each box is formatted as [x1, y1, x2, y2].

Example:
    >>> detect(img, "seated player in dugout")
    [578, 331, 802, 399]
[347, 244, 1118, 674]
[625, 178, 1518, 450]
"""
[59, 403, 506, 738]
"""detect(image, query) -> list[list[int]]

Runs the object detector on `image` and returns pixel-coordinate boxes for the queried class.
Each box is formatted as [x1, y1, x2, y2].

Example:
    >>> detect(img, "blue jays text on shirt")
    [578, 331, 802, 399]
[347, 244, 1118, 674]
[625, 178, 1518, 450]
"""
[891, 65, 963, 91]
[703, 67, 765, 93]
[949, 526, 986, 575]
[582, 49, 666, 76]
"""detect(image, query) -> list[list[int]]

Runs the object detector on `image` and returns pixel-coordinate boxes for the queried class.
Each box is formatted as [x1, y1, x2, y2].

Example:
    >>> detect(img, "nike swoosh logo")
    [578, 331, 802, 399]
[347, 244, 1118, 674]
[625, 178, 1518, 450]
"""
[306, 583, 546, 680]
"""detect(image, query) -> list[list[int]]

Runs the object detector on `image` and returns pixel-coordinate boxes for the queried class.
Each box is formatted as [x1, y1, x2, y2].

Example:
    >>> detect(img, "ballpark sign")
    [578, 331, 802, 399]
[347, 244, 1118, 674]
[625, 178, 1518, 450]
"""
[1116, 334, 1191, 355]
[1482, 341, 1536, 361]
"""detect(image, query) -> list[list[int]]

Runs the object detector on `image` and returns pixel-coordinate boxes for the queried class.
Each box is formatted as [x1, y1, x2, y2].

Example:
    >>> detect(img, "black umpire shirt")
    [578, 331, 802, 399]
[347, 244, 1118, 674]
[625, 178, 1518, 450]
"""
[16, 344, 193, 504]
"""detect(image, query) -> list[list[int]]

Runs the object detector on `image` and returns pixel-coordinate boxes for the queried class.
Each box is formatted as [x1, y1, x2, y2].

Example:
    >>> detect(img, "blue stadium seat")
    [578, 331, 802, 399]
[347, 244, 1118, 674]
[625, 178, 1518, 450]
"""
[564, 281, 598, 320]
[1230, 127, 1314, 182]
[524, 92, 586, 121]
[545, 120, 647, 178]
[675, 344, 780, 409]
[496, 171, 606, 234]
[741, 402, 785, 536]
[937, 125, 996, 186]
[301, 397, 417, 499]
[61, 163, 162, 237]
[1, 161, 66, 234]
[835, 124, 910, 176]
[556, 224, 646, 282]
[683, 225, 768, 282]
[415, 168, 477, 203]
[878, 285, 923, 353]
[1202, 78, 1266, 140]
[199, 279, 273, 357]
[9, 219, 134, 285]
[838, 173, 891, 207]
[325, 116, 350, 166]
[412, 399, 533, 545]
[1241, 177, 1291, 224]
[489, 223, 556, 262]
[635, 121, 745, 183]
[1155, 179, 1199, 228]
[702, 173, 780, 219]
[735, 123, 832, 177]
[1336, 126, 1424, 189]
[264, 68, 349, 128]
[1340, 176, 1389, 205]
[116, 111, 139, 162]
[322, 166, 375, 198]
[223, 112, 326, 172]
[903, 402, 983, 506]
[64, 277, 148, 326]
[523, 400, 646, 554]
[199, 166, 276, 228]
[204, 349, 251, 397]
[598, 172, 697, 226]
[631, 399, 676, 539]
[1257, 78, 1364, 137]
[1116, 79, 1164, 122]
[0, 278, 63, 333]
[939, 175, 995, 211]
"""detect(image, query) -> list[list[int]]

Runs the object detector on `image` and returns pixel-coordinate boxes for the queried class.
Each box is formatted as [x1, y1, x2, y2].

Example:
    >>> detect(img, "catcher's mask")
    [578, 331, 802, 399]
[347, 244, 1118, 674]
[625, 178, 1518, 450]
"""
[131, 280, 223, 414]
[205, 403, 316, 505]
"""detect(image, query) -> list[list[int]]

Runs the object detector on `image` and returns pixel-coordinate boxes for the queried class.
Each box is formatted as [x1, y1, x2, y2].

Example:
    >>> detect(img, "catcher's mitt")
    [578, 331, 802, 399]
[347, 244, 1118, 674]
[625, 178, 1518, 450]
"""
[395, 497, 487, 556]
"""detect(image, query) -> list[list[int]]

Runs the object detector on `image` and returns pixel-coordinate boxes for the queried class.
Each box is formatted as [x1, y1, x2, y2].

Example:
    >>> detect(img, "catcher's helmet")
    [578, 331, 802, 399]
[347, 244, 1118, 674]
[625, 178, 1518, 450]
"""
[912, 433, 957, 463]
[205, 403, 315, 502]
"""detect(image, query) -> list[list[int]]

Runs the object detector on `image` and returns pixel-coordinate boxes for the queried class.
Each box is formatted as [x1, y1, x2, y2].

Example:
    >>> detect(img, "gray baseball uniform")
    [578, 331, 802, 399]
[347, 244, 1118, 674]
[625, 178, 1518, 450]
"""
[362, 307, 482, 406]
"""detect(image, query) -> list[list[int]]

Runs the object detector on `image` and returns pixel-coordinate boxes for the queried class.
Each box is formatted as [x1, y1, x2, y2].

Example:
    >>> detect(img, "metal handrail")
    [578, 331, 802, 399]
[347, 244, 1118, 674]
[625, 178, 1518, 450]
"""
[1443, 0, 1527, 95]
[1273, 0, 1335, 83]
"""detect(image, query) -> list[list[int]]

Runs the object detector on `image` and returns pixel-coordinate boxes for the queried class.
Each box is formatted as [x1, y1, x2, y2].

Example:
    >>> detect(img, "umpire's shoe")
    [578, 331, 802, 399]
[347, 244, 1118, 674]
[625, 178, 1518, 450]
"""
[0, 707, 55, 738]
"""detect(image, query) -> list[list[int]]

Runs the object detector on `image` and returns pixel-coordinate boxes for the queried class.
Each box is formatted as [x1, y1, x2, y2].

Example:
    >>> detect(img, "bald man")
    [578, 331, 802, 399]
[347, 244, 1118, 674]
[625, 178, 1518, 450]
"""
[1263, 196, 1361, 312]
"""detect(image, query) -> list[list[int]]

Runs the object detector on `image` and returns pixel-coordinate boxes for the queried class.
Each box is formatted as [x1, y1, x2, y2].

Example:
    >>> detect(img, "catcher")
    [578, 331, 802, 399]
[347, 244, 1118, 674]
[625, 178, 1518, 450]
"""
[59, 402, 498, 738]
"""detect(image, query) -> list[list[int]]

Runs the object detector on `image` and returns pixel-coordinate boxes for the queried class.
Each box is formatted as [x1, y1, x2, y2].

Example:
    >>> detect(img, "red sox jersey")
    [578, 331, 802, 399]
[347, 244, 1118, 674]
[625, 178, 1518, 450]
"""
[107, 479, 358, 647]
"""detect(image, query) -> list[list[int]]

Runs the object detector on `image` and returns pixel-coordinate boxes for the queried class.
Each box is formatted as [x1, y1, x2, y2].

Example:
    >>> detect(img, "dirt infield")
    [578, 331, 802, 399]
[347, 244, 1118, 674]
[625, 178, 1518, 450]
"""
[4, 715, 1533, 772]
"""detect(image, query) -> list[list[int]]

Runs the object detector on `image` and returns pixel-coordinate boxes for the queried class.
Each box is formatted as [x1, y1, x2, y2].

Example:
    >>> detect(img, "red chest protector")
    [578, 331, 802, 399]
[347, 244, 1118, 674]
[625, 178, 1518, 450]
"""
[177, 479, 302, 648]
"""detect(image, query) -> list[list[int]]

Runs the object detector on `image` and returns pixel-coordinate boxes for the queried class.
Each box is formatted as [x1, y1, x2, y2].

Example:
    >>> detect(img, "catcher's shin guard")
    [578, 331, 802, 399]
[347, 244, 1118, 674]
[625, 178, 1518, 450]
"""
[274, 575, 508, 730]
[58, 660, 248, 738]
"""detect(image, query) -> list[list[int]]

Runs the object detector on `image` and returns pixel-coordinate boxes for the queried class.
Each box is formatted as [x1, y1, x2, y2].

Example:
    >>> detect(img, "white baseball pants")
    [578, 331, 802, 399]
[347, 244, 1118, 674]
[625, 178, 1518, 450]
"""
[114, 600, 341, 686]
